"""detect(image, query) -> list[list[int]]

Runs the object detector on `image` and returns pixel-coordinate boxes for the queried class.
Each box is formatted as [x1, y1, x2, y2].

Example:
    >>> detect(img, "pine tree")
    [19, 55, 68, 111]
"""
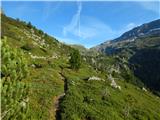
[69, 49, 81, 70]
[1, 37, 30, 119]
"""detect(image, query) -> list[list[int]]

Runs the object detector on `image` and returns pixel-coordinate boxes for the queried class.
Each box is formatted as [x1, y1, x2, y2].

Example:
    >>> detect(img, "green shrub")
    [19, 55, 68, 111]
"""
[21, 43, 33, 51]
[1, 37, 30, 119]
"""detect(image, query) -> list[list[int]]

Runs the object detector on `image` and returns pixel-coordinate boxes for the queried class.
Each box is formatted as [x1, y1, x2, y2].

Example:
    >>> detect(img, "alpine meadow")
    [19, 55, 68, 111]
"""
[1, 1, 160, 120]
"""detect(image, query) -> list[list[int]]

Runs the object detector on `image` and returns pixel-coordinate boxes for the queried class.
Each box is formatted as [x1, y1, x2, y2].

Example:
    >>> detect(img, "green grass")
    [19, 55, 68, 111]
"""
[2, 14, 160, 120]
[59, 66, 160, 120]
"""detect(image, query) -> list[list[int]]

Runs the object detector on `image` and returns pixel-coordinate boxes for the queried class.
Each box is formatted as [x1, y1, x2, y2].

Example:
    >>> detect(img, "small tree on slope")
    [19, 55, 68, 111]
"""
[69, 49, 81, 70]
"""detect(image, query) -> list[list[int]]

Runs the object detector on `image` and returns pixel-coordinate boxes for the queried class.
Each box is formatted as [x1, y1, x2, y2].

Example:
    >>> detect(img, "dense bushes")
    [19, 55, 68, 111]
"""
[1, 37, 30, 119]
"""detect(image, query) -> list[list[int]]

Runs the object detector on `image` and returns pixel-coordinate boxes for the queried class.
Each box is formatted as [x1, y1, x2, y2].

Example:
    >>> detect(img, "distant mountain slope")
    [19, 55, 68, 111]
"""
[93, 19, 160, 54]
[114, 19, 160, 42]
[91, 19, 160, 94]
[70, 44, 99, 56]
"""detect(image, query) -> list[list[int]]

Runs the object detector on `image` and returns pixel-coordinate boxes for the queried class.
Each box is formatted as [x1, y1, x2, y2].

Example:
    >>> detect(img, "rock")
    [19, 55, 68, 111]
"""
[142, 87, 147, 92]
[88, 76, 104, 81]
[51, 53, 58, 59]
[20, 101, 26, 108]
[31, 64, 35, 68]
[91, 58, 96, 64]
[109, 74, 121, 90]
[83, 57, 86, 61]
[30, 55, 46, 59]
[117, 86, 121, 90]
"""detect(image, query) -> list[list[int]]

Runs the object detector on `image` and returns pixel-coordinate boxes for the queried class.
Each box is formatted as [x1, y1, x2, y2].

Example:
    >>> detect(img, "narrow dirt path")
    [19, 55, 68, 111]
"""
[54, 71, 68, 120]
[54, 93, 65, 111]
[54, 93, 65, 120]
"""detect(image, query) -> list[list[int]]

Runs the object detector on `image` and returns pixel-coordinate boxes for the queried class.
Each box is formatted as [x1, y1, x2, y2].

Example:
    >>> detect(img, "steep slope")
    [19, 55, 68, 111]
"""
[59, 67, 160, 120]
[93, 19, 160, 54]
[114, 19, 160, 42]
[2, 13, 160, 120]
[1, 13, 74, 120]
[92, 19, 160, 94]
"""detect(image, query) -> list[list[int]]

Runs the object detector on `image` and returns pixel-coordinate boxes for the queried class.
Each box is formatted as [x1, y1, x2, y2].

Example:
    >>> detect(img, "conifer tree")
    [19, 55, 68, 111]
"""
[69, 49, 81, 70]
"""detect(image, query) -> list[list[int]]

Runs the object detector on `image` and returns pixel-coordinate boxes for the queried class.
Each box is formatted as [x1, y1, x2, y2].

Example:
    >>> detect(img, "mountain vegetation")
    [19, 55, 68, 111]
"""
[69, 49, 81, 70]
[92, 20, 160, 95]
[1, 37, 30, 119]
[1, 13, 160, 120]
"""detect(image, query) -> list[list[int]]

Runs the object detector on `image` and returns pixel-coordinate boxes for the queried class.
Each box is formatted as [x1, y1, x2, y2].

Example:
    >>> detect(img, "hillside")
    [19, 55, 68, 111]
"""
[1, 13, 160, 120]
[92, 19, 160, 94]
[70, 44, 99, 56]
[1, 13, 73, 119]
[114, 19, 160, 42]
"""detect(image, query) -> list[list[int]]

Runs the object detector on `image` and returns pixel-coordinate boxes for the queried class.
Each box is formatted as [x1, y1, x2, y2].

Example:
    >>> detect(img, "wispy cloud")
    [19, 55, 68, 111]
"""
[67, 16, 138, 40]
[63, 0, 115, 40]
[80, 16, 115, 39]
[138, 1, 160, 14]
[125, 23, 137, 30]
[42, 2, 61, 21]
[63, 1, 82, 37]
[61, 1, 140, 47]
[118, 22, 138, 35]
[63, 15, 116, 39]
[60, 20, 139, 48]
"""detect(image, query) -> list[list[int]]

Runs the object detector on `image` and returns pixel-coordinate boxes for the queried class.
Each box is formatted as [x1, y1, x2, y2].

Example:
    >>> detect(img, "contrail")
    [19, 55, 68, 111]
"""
[77, 1, 82, 37]
[63, 0, 82, 38]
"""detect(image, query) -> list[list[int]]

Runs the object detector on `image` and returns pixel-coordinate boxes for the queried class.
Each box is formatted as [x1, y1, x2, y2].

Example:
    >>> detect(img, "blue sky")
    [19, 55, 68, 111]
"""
[2, 1, 160, 48]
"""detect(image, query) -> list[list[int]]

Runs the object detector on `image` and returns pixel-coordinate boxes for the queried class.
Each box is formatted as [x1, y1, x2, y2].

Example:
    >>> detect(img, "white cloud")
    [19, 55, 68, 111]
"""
[118, 22, 139, 35]
[138, 1, 160, 13]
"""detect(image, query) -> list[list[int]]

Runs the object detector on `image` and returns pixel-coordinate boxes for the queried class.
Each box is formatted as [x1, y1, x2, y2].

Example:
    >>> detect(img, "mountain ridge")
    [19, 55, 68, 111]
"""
[92, 19, 160, 53]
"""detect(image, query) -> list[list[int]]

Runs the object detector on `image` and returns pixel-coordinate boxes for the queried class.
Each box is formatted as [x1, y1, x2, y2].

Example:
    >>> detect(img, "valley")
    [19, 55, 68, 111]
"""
[1, 11, 160, 120]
